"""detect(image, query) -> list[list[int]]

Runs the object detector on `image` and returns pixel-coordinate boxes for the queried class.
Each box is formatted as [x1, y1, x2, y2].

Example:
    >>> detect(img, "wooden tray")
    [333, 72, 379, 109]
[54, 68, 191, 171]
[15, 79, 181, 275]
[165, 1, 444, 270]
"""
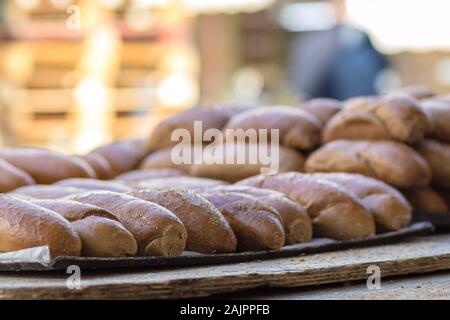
[0, 222, 433, 272]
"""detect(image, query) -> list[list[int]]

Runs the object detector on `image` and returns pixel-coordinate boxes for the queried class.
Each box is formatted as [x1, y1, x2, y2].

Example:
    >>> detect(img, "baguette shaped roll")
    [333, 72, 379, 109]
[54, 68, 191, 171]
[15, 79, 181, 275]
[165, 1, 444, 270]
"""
[313, 173, 412, 231]
[55, 178, 132, 193]
[147, 107, 233, 151]
[416, 139, 450, 188]
[323, 95, 430, 143]
[116, 168, 185, 182]
[0, 159, 35, 192]
[298, 98, 343, 126]
[209, 185, 312, 244]
[72, 216, 138, 257]
[393, 86, 435, 100]
[30, 199, 117, 222]
[78, 153, 114, 180]
[136, 176, 228, 190]
[223, 106, 322, 150]
[129, 188, 237, 253]
[0, 195, 81, 257]
[236, 172, 375, 240]
[66, 191, 187, 256]
[202, 192, 285, 251]
[305, 140, 431, 188]
[88, 139, 147, 176]
[403, 187, 449, 214]
[11, 185, 86, 199]
[0, 148, 96, 184]
[420, 99, 450, 143]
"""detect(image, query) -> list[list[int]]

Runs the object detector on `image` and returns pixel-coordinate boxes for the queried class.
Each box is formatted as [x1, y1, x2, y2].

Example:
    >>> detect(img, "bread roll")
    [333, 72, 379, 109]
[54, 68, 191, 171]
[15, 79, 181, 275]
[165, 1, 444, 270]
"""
[115, 168, 185, 182]
[129, 188, 237, 253]
[78, 153, 114, 180]
[0, 195, 81, 257]
[236, 172, 375, 240]
[136, 176, 228, 190]
[67, 191, 187, 256]
[323, 95, 430, 143]
[0, 159, 35, 192]
[305, 140, 431, 188]
[72, 216, 138, 257]
[416, 139, 450, 188]
[11, 185, 86, 199]
[0, 148, 96, 184]
[139, 148, 191, 173]
[209, 185, 312, 244]
[298, 98, 343, 125]
[403, 187, 449, 214]
[420, 99, 450, 143]
[54, 178, 132, 193]
[313, 173, 412, 231]
[394, 86, 435, 100]
[223, 106, 322, 150]
[202, 192, 285, 251]
[30, 199, 117, 222]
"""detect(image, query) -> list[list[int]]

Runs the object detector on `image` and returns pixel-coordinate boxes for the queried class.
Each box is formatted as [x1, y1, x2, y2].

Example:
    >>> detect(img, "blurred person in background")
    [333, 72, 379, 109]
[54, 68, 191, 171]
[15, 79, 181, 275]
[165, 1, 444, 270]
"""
[289, 0, 387, 100]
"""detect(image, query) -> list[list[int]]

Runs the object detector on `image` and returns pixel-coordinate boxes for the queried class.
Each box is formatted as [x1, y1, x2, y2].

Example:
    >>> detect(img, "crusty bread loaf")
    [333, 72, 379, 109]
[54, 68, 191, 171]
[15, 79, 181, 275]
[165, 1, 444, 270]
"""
[305, 140, 431, 188]
[0, 159, 35, 192]
[115, 169, 185, 182]
[323, 95, 430, 143]
[393, 86, 435, 100]
[312, 173, 412, 231]
[54, 178, 132, 193]
[202, 192, 285, 251]
[0, 148, 96, 184]
[66, 191, 187, 256]
[72, 216, 138, 257]
[420, 99, 450, 143]
[30, 199, 117, 222]
[77, 153, 114, 180]
[416, 139, 450, 188]
[0, 195, 81, 257]
[298, 98, 343, 125]
[403, 187, 449, 214]
[11, 185, 86, 199]
[129, 188, 237, 253]
[223, 106, 322, 150]
[209, 185, 312, 244]
[136, 176, 228, 190]
[236, 172, 375, 240]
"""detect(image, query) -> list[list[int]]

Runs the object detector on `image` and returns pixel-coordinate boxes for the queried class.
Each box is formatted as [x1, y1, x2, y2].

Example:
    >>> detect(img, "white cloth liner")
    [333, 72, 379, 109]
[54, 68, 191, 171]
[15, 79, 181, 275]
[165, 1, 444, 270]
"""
[0, 246, 52, 264]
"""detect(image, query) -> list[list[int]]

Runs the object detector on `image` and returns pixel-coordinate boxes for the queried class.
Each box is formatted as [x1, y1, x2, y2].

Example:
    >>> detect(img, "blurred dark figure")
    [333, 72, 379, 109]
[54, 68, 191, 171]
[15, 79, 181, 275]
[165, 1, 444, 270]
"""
[289, 0, 387, 100]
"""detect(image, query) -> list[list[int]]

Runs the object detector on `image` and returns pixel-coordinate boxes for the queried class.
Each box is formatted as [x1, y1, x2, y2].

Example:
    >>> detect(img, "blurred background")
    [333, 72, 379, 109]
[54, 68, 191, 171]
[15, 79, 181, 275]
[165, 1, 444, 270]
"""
[0, 0, 449, 153]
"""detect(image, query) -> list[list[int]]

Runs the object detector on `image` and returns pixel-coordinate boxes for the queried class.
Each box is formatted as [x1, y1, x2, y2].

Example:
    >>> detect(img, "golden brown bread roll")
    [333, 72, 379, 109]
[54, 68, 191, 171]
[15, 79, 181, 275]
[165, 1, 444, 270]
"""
[0, 148, 96, 184]
[115, 168, 185, 182]
[66, 191, 187, 256]
[77, 153, 115, 180]
[305, 140, 431, 188]
[202, 192, 285, 251]
[236, 172, 375, 240]
[312, 173, 412, 231]
[209, 185, 312, 244]
[0, 195, 81, 257]
[136, 176, 228, 190]
[323, 95, 430, 143]
[223, 106, 322, 150]
[403, 187, 449, 214]
[54, 178, 132, 193]
[30, 199, 117, 222]
[72, 216, 138, 257]
[0, 159, 35, 192]
[416, 139, 450, 188]
[11, 185, 86, 199]
[129, 188, 237, 253]
[298, 98, 343, 126]
[393, 86, 435, 100]
[420, 99, 450, 143]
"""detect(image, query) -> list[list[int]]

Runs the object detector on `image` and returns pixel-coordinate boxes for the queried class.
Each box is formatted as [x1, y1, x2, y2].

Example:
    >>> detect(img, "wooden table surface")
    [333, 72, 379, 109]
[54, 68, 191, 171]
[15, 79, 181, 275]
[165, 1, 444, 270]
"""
[2, 234, 450, 299]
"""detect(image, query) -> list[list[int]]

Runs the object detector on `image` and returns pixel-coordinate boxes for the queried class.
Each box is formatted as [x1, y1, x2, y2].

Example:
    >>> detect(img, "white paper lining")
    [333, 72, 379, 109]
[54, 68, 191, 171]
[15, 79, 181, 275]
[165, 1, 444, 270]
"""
[0, 246, 52, 265]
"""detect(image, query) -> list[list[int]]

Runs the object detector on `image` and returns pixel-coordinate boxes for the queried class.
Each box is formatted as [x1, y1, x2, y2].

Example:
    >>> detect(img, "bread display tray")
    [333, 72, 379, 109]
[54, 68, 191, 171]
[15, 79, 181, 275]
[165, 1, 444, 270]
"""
[413, 210, 450, 229]
[0, 222, 433, 272]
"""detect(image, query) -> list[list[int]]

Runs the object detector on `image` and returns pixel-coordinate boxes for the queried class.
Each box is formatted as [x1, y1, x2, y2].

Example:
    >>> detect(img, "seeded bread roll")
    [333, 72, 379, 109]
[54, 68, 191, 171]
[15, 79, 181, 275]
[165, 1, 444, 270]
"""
[30, 199, 117, 222]
[11, 185, 86, 199]
[115, 168, 185, 182]
[72, 216, 138, 257]
[0, 159, 35, 192]
[305, 140, 431, 188]
[236, 172, 375, 240]
[420, 99, 450, 143]
[202, 192, 285, 251]
[209, 185, 312, 244]
[0, 195, 81, 257]
[323, 95, 430, 143]
[136, 176, 228, 190]
[223, 106, 322, 150]
[0, 148, 96, 184]
[54, 178, 132, 193]
[129, 188, 237, 253]
[416, 139, 450, 188]
[298, 98, 343, 126]
[78, 153, 114, 180]
[66, 191, 187, 256]
[403, 187, 449, 214]
[313, 173, 412, 231]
